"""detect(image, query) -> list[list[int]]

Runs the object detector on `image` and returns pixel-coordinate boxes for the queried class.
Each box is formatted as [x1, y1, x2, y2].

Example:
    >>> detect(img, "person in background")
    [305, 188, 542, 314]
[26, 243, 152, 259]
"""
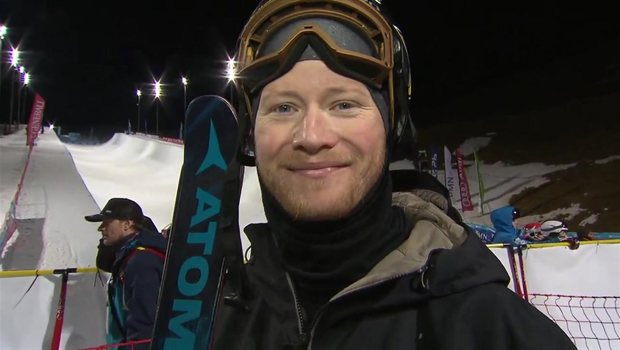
[95, 215, 159, 273]
[576, 226, 596, 241]
[490, 206, 523, 244]
[541, 220, 569, 241]
[85, 198, 166, 349]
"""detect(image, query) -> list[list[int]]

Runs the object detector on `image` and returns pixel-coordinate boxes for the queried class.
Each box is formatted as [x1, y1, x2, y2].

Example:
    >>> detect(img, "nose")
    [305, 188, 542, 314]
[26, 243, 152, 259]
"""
[291, 105, 338, 154]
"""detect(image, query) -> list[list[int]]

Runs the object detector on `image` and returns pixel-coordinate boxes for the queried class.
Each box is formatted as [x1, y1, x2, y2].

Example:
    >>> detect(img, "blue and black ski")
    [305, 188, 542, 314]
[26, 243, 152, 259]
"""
[151, 95, 241, 350]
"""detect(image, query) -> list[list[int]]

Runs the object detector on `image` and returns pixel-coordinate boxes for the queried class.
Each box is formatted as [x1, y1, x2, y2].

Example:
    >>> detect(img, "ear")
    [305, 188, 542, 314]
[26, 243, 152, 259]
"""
[123, 220, 133, 230]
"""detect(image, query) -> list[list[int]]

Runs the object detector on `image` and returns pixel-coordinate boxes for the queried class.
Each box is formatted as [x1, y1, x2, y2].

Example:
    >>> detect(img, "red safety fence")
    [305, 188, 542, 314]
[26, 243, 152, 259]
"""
[158, 136, 183, 145]
[134, 132, 184, 145]
[81, 339, 151, 350]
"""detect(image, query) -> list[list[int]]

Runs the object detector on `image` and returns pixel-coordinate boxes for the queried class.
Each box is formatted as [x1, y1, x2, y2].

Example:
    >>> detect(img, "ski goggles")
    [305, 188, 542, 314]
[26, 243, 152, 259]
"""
[235, 0, 395, 95]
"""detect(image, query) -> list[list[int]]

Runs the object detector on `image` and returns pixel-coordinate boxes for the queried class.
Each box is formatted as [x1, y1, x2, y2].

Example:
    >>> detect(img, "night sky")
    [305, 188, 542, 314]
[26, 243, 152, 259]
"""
[1, 0, 618, 137]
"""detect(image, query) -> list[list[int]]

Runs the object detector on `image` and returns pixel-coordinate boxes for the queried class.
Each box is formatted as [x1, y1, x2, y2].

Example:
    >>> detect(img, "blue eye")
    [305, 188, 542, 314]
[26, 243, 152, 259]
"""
[335, 102, 354, 110]
[274, 104, 293, 113]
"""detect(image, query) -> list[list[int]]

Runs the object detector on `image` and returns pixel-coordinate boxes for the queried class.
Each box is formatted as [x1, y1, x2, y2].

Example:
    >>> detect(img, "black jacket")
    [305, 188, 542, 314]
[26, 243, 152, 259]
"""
[213, 192, 576, 350]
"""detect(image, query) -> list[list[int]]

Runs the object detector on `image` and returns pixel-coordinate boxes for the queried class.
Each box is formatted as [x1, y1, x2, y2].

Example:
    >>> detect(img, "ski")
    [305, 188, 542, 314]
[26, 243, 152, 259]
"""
[151, 95, 239, 350]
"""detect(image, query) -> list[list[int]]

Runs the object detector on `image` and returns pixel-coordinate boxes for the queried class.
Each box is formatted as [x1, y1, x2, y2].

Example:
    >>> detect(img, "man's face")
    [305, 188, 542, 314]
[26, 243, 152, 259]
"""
[254, 60, 385, 221]
[513, 219, 519, 228]
[98, 219, 130, 246]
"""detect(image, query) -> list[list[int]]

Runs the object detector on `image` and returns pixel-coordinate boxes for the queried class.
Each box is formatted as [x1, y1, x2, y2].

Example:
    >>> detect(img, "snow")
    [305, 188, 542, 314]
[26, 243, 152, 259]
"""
[66, 133, 267, 254]
[0, 128, 107, 348]
[387, 136, 584, 227]
[448, 157, 579, 225]
[65, 134, 183, 231]
[594, 155, 620, 164]
[518, 203, 586, 227]
[579, 213, 599, 226]
[388, 159, 416, 171]
[0, 128, 29, 218]
[456, 136, 492, 157]
[12, 129, 104, 269]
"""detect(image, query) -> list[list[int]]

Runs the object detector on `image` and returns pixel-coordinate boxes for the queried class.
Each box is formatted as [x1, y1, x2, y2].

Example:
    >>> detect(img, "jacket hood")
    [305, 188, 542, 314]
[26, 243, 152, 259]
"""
[490, 206, 515, 230]
[114, 229, 167, 268]
[490, 206, 518, 243]
[332, 192, 509, 301]
[423, 226, 509, 296]
[133, 229, 168, 252]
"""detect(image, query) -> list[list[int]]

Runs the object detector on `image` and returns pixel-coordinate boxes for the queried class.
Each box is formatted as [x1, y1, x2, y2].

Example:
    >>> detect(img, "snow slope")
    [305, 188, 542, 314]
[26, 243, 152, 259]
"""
[0, 128, 107, 349]
[0, 128, 29, 219]
[65, 134, 182, 232]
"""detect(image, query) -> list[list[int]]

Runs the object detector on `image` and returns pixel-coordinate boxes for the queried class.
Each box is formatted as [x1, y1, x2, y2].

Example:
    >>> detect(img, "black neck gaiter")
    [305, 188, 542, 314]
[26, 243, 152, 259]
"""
[260, 164, 410, 317]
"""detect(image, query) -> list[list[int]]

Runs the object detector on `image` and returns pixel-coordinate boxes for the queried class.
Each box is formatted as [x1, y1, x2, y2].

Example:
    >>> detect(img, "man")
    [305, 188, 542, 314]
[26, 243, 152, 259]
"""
[213, 0, 576, 349]
[85, 198, 166, 349]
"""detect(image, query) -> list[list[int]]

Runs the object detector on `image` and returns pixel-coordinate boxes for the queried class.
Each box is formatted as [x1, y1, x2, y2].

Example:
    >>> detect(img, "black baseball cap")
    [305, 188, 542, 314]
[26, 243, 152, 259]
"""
[84, 198, 144, 223]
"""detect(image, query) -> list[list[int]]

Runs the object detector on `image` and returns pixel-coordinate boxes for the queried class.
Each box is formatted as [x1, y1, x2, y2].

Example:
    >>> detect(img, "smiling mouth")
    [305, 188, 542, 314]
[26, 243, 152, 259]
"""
[287, 163, 349, 177]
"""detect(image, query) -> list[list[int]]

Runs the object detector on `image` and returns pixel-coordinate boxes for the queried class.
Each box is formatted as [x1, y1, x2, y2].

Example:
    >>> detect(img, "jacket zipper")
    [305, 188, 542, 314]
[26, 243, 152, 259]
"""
[285, 272, 309, 344]
[287, 263, 431, 349]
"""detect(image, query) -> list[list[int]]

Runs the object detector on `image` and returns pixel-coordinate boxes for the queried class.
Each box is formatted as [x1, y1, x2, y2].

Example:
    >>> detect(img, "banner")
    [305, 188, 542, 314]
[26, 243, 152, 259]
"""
[443, 146, 455, 200]
[456, 150, 474, 212]
[473, 149, 485, 214]
[27, 94, 46, 146]
[430, 145, 438, 178]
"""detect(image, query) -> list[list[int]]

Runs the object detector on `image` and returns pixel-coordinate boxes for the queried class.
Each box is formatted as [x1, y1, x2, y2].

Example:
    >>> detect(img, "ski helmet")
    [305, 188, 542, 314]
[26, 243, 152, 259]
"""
[541, 220, 568, 237]
[231, 0, 414, 166]
[523, 222, 542, 239]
